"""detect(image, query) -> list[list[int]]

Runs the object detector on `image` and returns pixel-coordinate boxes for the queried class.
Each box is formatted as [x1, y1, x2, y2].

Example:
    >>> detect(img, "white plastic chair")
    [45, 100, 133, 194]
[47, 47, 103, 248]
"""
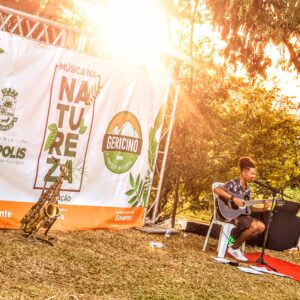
[202, 182, 244, 258]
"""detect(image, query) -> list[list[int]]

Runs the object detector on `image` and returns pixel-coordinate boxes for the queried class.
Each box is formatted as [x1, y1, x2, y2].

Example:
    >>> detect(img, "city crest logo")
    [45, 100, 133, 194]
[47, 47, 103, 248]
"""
[0, 88, 18, 131]
[102, 111, 143, 174]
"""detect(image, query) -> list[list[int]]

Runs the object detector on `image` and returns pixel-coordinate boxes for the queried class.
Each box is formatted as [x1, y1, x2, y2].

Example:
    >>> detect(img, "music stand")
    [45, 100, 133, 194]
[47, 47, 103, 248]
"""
[253, 180, 291, 271]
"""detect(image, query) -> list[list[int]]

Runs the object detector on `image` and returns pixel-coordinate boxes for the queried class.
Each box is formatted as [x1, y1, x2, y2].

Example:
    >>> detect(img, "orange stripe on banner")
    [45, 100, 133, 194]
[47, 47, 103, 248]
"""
[0, 200, 145, 230]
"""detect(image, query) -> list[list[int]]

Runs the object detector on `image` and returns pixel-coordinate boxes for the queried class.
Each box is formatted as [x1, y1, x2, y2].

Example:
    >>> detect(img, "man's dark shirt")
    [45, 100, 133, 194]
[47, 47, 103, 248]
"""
[223, 177, 252, 200]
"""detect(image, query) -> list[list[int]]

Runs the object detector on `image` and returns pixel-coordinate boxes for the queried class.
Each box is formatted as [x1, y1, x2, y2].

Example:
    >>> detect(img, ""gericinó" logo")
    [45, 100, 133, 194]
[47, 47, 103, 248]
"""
[102, 111, 142, 174]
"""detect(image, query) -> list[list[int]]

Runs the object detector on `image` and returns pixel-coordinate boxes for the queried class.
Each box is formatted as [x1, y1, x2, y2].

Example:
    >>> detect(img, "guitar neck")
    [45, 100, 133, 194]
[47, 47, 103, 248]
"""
[245, 199, 268, 206]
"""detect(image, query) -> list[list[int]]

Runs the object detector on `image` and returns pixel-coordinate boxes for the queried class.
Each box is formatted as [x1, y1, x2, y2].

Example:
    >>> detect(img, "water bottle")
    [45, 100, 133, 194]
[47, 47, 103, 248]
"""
[165, 229, 172, 238]
[228, 235, 235, 246]
[149, 241, 165, 248]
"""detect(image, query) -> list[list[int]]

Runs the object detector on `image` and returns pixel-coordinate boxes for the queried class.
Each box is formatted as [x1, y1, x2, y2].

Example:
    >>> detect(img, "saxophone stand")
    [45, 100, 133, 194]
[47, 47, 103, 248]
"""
[253, 180, 290, 272]
[36, 216, 59, 246]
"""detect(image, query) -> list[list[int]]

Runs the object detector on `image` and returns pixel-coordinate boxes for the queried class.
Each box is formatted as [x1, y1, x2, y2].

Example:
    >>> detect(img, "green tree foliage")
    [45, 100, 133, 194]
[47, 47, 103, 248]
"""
[155, 0, 300, 221]
[157, 70, 300, 220]
[206, 0, 300, 76]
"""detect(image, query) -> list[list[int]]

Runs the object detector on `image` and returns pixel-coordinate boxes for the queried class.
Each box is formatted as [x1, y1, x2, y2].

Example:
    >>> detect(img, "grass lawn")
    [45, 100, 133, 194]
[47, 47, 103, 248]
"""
[0, 228, 299, 299]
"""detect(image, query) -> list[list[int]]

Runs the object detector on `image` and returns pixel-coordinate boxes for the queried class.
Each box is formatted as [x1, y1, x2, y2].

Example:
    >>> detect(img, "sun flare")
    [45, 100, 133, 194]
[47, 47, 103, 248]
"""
[75, 0, 171, 64]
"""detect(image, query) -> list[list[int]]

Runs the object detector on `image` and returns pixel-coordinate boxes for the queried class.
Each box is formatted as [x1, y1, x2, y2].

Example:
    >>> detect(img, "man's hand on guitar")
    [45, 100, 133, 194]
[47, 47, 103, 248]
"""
[232, 197, 245, 207]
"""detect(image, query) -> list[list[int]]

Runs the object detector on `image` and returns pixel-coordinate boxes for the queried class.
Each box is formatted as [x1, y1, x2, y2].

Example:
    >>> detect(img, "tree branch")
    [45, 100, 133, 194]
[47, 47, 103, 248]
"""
[283, 38, 300, 73]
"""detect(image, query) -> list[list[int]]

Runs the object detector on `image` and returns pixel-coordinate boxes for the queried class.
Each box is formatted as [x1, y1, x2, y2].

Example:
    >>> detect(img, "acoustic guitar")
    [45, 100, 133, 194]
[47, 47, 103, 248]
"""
[216, 192, 284, 221]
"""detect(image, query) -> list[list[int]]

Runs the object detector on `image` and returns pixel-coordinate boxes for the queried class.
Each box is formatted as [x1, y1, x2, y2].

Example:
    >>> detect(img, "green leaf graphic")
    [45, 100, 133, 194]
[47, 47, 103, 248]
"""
[44, 132, 57, 151]
[132, 201, 139, 207]
[148, 127, 157, 171]
[79, 118, 88, 134]
[125, 189, 135, 196]
[148, 143, 157, 171]
[66, 160, 73, 184]
[126, 173, 146, 207]
[142, 172, 151, 206]
[48, 123, 57, 132]
[153, 104, 165, 133]
[130, 173, 135, 188]
[44, 124, 58, 151]
[137, 179, 144, 198]
[143, 191, 148, 206]
[135, 174, 140, 189]
[0, 48, 4, 54]
[87, 80, 102, 105]
[128, 195, 138, 204]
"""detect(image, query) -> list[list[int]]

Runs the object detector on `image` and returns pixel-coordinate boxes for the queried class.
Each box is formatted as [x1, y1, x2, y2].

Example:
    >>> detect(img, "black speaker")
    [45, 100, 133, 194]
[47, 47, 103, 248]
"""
[185, 221, 221, 238]
[274, 200, 300, 215]
[266, 211, 300, 251]
[249, 209, 300, 251]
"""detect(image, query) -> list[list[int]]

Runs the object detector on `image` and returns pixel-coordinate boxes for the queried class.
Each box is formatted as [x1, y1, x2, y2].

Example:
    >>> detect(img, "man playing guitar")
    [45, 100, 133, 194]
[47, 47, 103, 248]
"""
[214, 157, 269, 261]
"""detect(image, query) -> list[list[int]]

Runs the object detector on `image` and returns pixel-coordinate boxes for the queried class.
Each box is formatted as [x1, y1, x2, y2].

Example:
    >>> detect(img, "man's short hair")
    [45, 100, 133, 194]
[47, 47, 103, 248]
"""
[238, 157, 256, 171]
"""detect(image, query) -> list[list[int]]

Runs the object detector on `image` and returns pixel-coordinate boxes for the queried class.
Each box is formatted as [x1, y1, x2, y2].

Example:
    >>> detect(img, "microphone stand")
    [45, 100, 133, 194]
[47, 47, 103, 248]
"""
[253, 180, 291, 272]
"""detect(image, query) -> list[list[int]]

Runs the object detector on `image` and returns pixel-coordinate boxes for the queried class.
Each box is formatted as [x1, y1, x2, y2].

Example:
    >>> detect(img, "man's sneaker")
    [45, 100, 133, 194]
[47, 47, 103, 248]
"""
[228, 246, 248, 262]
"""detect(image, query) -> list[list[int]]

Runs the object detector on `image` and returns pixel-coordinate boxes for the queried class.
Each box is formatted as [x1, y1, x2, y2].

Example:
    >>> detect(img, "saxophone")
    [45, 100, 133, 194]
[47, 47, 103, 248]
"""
[20, 160, 68, 240]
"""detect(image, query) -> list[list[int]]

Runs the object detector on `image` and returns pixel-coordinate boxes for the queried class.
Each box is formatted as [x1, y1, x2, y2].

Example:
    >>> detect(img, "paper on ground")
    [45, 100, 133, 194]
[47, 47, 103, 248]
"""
[250, 266, 293, 278]
[213, 257, 231, 263]
[237, 267, 263, 275]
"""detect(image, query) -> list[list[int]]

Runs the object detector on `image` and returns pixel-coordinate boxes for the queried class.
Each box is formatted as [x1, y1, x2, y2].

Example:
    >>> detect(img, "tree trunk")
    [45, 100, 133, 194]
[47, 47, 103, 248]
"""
[171, 174, 180, 228]
[283, 38, 300, 74]
[188, 0, 200, 95]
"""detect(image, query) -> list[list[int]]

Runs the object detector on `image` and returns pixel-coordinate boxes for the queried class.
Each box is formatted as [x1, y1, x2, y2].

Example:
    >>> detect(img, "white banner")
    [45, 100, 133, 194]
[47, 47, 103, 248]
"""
[0, 32, 169, 229]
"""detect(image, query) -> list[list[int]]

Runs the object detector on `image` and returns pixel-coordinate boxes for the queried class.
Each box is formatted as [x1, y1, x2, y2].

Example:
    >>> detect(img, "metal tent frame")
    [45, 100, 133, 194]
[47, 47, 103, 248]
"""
[0, 5, 99, 55]
[145, 59, 182, 224]
[0, 4, 181, 225]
